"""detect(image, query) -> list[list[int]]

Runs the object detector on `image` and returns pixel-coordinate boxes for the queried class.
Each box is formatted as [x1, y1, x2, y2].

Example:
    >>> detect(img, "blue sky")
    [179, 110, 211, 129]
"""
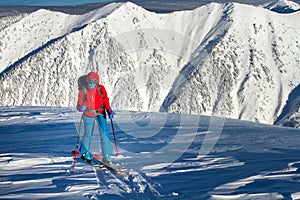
[0, 0, 111, 6]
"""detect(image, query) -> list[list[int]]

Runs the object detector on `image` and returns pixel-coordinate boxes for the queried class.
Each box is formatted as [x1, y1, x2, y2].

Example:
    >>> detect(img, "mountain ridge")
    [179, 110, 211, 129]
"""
[263, 0, 300, 13]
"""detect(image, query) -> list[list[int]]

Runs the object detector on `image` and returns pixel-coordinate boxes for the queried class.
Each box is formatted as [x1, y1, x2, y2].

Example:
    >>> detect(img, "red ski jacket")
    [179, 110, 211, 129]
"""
[77, 84, 111, 118]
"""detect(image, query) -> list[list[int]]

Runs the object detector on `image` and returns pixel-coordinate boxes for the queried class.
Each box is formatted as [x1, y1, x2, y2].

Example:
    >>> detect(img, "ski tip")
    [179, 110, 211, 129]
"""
[71, 150, 78, 156]
[93, 154, 101, 159]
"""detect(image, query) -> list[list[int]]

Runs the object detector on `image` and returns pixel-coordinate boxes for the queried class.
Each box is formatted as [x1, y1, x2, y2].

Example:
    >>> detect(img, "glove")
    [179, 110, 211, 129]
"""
[79, 104, 87, 112]
[107, 108, 114, 119]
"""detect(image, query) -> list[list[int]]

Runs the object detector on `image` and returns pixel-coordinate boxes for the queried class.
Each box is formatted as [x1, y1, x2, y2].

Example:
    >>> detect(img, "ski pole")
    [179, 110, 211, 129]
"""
[72, 114, 83, 172]
[110, 119, 120, 156]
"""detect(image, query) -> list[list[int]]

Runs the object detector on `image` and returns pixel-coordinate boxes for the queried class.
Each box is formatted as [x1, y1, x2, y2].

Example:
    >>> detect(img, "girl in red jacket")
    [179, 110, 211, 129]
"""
[77, 72, 114, 164]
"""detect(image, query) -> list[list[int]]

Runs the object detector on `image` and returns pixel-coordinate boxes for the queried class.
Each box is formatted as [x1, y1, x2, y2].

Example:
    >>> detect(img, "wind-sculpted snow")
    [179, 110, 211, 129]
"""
[1, 107, 300, 199]
[0, 2, 299, 127]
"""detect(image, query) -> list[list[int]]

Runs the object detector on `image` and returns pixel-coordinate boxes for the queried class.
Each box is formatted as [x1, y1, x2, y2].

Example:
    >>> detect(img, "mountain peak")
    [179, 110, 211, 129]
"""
[107, 1, 153, 18]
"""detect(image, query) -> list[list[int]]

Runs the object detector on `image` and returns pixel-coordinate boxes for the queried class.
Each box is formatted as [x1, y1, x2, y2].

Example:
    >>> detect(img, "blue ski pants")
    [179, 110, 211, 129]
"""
[80, 115, 112, 162]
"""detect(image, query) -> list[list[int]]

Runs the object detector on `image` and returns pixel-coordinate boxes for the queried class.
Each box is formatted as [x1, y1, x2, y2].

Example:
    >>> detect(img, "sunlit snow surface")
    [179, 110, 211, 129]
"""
[1, 107, 300, 199]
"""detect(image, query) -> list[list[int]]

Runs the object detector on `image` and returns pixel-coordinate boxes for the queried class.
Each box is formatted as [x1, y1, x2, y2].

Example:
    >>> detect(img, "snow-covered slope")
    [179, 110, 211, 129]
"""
[263, 0, 300, 13]
[163, 3, 300, 125]
[274, 84, 300, 128]
[0, 3, 121, 74]
[0, 2, 299, 127]
[0, 13, 28, 30]
[1, 107, 300, 199]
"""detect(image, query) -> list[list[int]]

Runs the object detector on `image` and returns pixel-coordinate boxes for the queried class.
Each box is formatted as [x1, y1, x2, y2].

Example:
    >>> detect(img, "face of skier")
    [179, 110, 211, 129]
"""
[87, 79, 97, 89]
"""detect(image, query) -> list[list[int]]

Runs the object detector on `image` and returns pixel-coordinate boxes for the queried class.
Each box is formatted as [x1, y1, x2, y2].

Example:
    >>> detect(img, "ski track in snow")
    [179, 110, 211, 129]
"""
[1, 107, 300, 199]
[0, 153, 164, 199]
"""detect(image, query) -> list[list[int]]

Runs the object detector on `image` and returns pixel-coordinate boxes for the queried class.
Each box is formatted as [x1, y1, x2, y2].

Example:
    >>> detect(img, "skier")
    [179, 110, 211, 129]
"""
[76, 71, 114, 165]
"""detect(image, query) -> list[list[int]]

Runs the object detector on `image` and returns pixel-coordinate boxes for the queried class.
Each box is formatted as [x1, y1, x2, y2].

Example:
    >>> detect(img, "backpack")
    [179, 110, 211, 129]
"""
[78, 75, 103, 102]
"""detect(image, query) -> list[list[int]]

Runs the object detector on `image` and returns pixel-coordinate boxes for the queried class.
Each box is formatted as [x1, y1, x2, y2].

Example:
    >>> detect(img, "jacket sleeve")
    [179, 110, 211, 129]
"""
[100, 85, 111, 110]
[76, 90, 84, 111]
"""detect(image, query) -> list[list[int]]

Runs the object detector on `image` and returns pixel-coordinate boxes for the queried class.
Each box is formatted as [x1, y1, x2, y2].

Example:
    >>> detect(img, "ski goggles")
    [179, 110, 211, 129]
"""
[87, 79, 98, 85]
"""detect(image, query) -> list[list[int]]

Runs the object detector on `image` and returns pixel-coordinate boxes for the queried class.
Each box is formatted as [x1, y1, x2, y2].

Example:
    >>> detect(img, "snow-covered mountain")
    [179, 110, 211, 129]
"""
[0, 2, 299, 127]
[263, 0, 300, 13]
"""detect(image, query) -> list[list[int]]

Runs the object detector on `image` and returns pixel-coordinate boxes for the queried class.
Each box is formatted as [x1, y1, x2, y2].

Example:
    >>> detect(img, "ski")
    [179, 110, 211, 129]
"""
[71, 150, 129, 177]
